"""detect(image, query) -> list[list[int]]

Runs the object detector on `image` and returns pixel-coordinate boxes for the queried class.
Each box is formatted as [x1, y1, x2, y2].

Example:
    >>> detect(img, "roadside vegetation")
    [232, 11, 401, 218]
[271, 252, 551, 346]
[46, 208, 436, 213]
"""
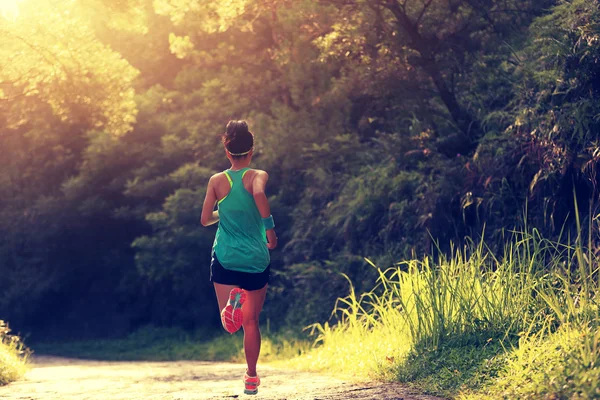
[33, 326, 309, 364]
[0, 321, 29, 385]
[294, 221, 600, 398]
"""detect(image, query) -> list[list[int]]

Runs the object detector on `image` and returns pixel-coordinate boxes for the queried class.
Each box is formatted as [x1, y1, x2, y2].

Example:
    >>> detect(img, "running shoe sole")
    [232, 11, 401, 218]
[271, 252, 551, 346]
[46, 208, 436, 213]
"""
[244, 386, 259, 395]
[244, 372, 260, 395]
[221, 288, 246, 334]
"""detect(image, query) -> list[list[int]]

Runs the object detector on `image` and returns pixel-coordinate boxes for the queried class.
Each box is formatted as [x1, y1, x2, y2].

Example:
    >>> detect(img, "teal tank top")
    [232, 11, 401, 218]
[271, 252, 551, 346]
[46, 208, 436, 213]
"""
[212, 168, 270, 273]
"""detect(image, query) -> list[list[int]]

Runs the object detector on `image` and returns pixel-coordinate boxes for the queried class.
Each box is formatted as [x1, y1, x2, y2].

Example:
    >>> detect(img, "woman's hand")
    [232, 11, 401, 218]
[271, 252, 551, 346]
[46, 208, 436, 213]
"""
[266, 229, 277, 250]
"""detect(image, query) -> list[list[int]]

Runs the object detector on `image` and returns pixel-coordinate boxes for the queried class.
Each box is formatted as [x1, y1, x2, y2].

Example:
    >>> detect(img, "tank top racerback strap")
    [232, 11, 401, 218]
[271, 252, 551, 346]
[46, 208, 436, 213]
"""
[219, 167, 251, 204]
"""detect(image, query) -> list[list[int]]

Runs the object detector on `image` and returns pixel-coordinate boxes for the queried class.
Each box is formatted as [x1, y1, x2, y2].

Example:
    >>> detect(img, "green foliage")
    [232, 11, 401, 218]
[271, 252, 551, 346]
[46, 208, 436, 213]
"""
[132, 183, 216, 327]
[0, 0, 139, 136]
[498, 0, 600, 224]
[398, 341, 508, 396]
[315, 0, 550, 139]
[33, 324, 310, 363]
[0, 321, 29, 386]
[465, 324, 600, 400]
[296, 227, 600, 398]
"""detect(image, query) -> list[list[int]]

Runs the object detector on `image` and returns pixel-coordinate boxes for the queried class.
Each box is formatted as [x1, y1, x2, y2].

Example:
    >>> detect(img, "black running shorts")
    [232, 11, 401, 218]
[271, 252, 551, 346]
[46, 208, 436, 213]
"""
[210, 253, 270, 291]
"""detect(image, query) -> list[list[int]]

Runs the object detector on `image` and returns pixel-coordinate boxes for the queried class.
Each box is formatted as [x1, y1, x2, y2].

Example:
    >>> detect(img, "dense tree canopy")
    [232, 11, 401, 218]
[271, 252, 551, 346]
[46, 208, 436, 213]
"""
[1, 0, 599, 339]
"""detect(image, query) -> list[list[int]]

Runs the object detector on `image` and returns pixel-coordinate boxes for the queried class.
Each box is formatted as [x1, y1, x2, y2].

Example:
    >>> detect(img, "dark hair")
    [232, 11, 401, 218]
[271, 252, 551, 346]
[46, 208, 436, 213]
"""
[222, 120, 254, 159]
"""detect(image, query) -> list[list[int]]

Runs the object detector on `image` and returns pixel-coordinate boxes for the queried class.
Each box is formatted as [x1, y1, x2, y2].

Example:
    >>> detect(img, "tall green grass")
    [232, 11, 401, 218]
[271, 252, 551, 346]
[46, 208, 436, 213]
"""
[0, 320, 29, 385]
[295, 224, 600, 398]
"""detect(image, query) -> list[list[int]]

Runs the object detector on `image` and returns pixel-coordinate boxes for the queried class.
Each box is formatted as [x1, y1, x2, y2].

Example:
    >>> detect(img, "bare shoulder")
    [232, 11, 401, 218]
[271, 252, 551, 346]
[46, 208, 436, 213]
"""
[208, 172, 229, 187]
[251, 169, 268, 179]
[241, 169, 268, 180]
[245, 169, 268, 192]
[210, 171, 227, 181]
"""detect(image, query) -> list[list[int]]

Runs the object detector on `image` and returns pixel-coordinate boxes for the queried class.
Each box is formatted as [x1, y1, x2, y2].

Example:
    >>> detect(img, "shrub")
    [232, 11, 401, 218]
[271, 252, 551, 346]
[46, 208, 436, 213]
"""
[0, 320, 29, 386]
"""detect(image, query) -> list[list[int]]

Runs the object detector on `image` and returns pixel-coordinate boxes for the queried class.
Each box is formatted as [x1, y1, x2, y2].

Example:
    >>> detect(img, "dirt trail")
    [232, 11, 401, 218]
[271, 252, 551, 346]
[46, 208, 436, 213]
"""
[0, 356, 445, 400]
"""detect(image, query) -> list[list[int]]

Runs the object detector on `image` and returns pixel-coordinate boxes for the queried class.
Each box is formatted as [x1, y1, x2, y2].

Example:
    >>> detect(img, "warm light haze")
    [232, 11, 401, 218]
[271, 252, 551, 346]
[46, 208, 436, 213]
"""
[0, 0, 20, 18]
[1, 1, 599, 399]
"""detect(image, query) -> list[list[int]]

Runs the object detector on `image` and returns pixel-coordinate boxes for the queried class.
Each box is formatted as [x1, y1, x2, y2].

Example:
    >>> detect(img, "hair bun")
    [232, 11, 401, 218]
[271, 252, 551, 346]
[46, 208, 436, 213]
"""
[223, 120, 254, 157]
[226, 120, 249, 140]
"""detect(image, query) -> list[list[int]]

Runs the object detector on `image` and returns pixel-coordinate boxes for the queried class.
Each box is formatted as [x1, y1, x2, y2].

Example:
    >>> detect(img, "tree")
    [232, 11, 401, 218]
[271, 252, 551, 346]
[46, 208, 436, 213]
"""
[0, 1, 139, 136]
[0, 0, 140, 335]
[314, 0, 551, 150]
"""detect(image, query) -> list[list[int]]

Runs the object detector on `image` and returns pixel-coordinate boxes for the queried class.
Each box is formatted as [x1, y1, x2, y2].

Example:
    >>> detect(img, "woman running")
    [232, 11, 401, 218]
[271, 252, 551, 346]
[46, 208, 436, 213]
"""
[200, 120, 277, 395]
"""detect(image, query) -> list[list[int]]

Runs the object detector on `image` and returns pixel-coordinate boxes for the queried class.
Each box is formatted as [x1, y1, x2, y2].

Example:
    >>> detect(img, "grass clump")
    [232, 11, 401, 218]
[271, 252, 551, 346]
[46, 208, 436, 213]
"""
[0, 320, 29, 385]
[398, 340, 508, 395]
[462, 323, 600, 399]
[295, 225, 600, 398]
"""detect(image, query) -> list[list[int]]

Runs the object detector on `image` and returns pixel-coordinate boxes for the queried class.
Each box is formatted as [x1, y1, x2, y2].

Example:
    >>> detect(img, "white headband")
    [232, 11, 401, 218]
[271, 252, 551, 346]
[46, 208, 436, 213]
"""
[227, 147, 253, 156]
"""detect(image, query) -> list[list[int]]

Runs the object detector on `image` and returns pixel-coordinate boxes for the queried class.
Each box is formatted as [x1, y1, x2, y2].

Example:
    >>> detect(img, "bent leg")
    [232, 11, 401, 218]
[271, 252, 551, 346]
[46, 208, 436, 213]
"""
[214, 283, 245, 333]
[213, 282, 239, 313]
[242, 284, 268, 377]
[213, 283, 239, 312]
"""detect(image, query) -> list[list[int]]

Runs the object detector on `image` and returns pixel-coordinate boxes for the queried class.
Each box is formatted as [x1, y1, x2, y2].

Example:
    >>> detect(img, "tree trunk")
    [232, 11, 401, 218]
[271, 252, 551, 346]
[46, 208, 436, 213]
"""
[384, 1, 480, 141]
[419, 56, 480, 138]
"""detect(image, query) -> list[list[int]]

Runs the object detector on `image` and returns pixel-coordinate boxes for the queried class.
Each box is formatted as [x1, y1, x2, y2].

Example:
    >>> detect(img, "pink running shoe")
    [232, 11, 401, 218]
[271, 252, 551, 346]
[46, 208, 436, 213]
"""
[221, 288, 246, 334]
[243, 371, 260, 395]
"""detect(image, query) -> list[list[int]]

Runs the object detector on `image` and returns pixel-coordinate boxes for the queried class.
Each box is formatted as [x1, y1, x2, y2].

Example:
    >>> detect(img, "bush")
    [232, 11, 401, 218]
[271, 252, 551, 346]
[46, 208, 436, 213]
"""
[0, 320, 29, 386]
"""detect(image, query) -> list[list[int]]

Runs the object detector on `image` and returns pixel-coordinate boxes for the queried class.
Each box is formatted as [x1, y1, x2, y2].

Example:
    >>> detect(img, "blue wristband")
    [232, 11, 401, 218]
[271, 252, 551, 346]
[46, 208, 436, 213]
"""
[263, 215, 275, 230]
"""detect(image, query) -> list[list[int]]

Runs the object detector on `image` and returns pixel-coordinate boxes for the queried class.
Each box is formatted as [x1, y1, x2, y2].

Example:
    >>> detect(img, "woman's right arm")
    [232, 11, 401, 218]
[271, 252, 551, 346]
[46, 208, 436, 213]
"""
[252, 171, 277, 249]
[200, 175, 219, 226]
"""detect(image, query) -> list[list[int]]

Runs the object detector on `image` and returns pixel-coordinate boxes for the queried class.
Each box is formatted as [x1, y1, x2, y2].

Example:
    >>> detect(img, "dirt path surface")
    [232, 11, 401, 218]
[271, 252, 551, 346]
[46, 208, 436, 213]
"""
[0, 356, 445, 400]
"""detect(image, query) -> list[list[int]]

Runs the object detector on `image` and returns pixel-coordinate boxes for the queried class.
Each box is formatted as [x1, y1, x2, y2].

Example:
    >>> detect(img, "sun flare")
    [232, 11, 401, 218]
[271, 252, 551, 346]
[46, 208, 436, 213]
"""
[0, 0, 21, 18]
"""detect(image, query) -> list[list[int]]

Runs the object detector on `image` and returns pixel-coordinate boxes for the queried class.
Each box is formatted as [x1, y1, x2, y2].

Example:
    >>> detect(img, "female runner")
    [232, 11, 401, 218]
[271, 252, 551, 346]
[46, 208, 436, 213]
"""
[200, 120, 277, 395]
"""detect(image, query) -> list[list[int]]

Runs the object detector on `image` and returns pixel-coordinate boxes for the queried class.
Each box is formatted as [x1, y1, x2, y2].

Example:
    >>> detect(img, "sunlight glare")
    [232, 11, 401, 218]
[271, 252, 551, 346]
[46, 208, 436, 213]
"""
[0, 0, 21, 19]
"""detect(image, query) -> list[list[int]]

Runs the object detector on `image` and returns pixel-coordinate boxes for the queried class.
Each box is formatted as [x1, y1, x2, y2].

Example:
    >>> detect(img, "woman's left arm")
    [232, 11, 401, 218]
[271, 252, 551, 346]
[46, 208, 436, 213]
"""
[200, 175, 219, 226]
